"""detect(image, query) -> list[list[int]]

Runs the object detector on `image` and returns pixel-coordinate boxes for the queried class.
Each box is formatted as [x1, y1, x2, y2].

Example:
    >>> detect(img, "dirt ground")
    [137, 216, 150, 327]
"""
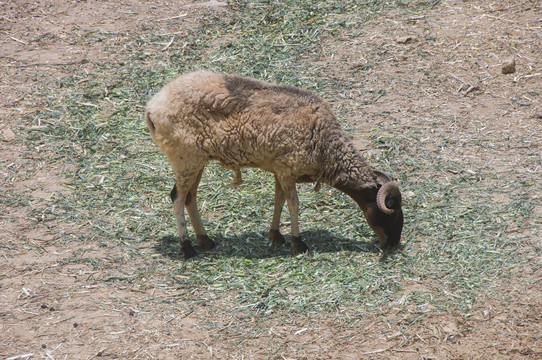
[1, 0, 541, 359]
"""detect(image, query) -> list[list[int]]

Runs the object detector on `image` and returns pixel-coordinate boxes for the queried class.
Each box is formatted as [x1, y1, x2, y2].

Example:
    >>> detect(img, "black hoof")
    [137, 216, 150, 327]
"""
[181, 240, 198, 259]
[269, 229, 286, 246]
[291, 236, 309, 256]
[197, 235, 216, 251]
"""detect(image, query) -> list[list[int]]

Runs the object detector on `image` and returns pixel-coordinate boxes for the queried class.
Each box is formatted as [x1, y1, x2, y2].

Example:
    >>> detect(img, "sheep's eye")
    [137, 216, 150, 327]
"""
[385, 196, 395, 209]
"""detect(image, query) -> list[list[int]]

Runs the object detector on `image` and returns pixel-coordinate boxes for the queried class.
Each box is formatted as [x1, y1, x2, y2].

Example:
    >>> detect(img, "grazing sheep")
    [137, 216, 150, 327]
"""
[145, 70, 403, 259]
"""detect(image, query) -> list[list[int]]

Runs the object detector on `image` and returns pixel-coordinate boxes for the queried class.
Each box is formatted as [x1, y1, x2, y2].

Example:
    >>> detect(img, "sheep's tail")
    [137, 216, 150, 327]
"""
[145, 110, 156, 134]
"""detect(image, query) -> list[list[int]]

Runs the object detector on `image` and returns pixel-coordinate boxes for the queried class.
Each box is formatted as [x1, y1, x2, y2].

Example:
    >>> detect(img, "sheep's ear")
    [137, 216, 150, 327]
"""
[374, 170, 392, 185]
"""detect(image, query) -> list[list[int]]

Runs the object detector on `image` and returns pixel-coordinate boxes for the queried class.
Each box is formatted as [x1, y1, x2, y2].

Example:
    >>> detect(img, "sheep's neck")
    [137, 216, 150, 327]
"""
[324, 138, 373, 181]
[327, 143, 377, 212]
[332, 176, 374, 213]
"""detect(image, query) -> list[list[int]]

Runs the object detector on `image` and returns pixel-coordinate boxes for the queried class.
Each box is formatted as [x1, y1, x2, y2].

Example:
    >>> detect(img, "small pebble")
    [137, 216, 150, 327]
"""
[501, 57, 516, 74]
[49, 306, 55, 312]
[396, 35, 416, 44]
[41, 304, 48, 309]
[1, 127, 16, 142]
[73, 322, 79, 328]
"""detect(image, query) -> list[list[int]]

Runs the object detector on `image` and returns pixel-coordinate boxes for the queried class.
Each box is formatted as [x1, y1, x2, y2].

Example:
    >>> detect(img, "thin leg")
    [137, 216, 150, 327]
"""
[231, 169, 243, 186]
[171, 170, 204, 259]
[280, 179, 309, 255]
[172, 188, 196, 259]
[185, 168, 215, 250]
[269, 174, 286, 246]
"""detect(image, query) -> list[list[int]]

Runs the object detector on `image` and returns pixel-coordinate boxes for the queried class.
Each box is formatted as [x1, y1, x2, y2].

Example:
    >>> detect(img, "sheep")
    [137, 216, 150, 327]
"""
[145, 70, 403, 259]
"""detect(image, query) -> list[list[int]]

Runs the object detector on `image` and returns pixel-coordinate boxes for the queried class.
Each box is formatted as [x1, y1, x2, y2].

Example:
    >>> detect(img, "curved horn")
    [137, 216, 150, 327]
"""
[376, 182, 401, 215]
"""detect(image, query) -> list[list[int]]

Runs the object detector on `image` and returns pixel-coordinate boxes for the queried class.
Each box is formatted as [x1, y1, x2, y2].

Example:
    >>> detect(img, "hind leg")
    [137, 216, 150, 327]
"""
[269, 174, 286, 246]
[185, 167, 215, 250]
[171, 167, 207, 259]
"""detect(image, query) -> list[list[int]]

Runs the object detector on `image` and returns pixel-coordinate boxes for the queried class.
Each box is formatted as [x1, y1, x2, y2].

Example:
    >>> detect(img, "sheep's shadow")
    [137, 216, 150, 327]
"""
[154, 228, 382, 260]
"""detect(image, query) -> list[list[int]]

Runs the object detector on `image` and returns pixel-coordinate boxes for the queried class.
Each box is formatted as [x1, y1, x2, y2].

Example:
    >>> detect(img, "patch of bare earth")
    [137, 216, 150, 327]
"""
[1, 0, 540, 359]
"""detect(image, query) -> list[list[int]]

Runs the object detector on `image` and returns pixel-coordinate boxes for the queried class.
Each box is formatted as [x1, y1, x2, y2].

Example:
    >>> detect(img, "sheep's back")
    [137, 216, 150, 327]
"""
[147, 70, 342, 177]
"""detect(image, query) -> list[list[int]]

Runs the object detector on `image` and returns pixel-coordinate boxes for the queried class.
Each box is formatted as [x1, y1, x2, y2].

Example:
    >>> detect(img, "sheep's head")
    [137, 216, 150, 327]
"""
[363, 171, 403, 249]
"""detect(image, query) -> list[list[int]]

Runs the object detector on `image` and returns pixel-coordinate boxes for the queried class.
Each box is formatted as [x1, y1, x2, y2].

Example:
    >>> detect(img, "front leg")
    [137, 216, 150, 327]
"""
[280, 179, 309, 256]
